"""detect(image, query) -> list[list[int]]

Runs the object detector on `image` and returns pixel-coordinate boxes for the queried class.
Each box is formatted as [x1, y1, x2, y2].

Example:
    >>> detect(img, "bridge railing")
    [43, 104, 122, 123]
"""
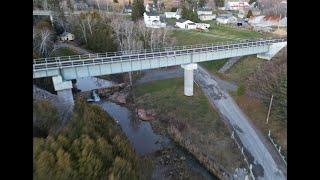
[33, 38, 286, 70]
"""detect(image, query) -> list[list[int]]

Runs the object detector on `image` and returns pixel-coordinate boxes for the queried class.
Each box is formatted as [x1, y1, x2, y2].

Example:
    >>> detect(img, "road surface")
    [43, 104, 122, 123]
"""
[195, 65, 286, 180]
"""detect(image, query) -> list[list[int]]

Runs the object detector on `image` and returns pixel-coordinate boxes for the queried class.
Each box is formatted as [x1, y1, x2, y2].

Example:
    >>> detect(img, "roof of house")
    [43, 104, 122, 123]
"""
[176, 19, 190, 23]
[197, 8, 212, 11]
[145, 11, 159, 16]
[61, 32, 73, 37]
[124, 4, 132, 9]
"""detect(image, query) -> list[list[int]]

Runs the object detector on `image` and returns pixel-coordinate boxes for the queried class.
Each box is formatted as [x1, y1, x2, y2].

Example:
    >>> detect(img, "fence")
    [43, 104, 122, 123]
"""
[230, 128, 255, 180]
[268, 130, 287, 166]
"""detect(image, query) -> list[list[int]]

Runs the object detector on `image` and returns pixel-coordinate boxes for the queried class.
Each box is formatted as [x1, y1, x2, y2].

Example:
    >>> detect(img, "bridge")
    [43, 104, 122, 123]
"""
[33, 38, 287, 106]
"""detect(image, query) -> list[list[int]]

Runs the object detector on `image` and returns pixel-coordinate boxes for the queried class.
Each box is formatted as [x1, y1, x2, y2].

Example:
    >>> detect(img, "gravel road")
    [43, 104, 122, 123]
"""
[195, 65, 286, 180]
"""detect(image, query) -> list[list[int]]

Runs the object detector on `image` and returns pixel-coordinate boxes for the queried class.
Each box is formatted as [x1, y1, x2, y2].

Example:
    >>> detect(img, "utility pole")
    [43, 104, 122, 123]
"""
[129, 72, 133, 86]
[266, 94, 274, 124]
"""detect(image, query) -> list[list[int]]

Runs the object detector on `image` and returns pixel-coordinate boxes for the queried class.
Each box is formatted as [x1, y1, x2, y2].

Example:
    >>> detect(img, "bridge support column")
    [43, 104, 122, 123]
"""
[52, 75, 74, 107]
[181, 63, 197, 96]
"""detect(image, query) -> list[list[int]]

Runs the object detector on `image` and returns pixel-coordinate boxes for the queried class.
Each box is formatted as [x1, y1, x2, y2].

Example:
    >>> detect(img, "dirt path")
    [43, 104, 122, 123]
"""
[53, 42, 92, 54]
[195, 65, 286, 180]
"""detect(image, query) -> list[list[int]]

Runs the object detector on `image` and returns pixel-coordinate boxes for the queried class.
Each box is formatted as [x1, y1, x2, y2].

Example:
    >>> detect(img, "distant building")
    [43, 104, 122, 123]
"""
[176, 19, 197, 29]
[144, 12, 166, 28]
[197, 8, 216, 21]
[123, 4, 132, 14]
[145, 3, 157, 12]
[73, 2, 89, 11]
[216, 14, 237, 24]
[60, 32, 75, 41]
[225, 1, 250, 11]
[196, 23, 210, 30]
[175, 19, 210, 30]
[199, 14, 216, 21]
[165, 9, 181, 19]
[197, 9, 213, 16]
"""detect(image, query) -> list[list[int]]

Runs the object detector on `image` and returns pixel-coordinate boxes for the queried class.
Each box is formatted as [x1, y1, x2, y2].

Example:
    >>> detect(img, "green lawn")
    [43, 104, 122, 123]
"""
[50, 47, 78, 57]
[170, 23, 264, 46]
[133, 78, 244, 174]
[200, 59, 228, 74]
[222, 55, 265, 84]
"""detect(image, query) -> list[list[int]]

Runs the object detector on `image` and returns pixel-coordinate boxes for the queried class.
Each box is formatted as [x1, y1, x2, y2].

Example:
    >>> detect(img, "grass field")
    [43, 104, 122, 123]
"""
[133, 78, 245, 174]
[170, 23, 264, 46]
[50, 47, 78, 57]
[200, 59, 228, 78]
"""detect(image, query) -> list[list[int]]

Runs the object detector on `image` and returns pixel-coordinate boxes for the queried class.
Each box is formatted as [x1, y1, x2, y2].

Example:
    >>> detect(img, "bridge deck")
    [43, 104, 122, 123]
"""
[33, 38, 286, 80]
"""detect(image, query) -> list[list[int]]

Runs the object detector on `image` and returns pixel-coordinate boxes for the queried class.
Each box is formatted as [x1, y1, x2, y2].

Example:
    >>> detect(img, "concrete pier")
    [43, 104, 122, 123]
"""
[181, 63, 198, 96]
[52, 75, 74, 106]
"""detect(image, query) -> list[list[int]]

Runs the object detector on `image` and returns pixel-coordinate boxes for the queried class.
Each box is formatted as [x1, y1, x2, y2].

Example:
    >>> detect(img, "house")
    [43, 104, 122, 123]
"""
[196, 8, 216, 21]
[144, 12, 166, 28]
[225, 1, 250, 11]
[176, 19, 197, 29]
[216, 14, 237, 24]
[237, 10, 245, 19]
[197, 9, 213, 16]
[60, 32, 75, 41]
[73, 2, 89, 11]
[145, 3, 157, 12]
[199, 14, 216, 21]
[123, 4, 132, 14]
[196, 23, 210, 30]
[164, 9, 181, 19]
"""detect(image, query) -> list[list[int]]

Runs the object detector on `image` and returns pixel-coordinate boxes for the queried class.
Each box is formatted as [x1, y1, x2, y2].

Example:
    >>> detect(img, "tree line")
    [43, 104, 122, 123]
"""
[33, 98, 141, 179]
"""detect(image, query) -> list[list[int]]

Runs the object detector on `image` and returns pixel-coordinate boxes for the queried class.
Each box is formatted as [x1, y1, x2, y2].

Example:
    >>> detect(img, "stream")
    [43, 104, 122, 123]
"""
[75, 75, 218, 180]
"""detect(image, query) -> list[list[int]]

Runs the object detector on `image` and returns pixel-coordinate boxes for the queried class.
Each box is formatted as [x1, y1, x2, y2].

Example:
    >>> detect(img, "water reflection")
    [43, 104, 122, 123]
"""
[76, 77, 114, 92]
[98, 101, 170, 156]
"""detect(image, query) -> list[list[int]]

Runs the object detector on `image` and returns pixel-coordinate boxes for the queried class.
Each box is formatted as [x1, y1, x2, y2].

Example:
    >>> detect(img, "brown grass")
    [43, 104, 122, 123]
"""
[233, 95, 287, 157]
[133, 78, 246, 176]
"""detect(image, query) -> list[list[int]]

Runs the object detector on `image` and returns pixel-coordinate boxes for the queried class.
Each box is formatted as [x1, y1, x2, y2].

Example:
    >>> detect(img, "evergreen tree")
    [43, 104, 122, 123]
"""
[247, 10, 253, 18]
[132, 0, 145, 21]
[214, 0, 224, 7]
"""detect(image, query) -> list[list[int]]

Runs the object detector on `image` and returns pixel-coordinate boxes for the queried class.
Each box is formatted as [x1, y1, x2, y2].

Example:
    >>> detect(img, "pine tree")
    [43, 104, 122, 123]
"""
[247, 10, 253, 18]
[132, 0, 145, 21]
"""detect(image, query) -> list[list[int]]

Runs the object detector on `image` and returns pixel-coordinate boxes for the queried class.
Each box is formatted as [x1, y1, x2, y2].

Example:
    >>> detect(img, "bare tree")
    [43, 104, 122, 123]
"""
[79, 19, 88, 44]
[33, 27, 53, 58]
[258, 0, 287, 16]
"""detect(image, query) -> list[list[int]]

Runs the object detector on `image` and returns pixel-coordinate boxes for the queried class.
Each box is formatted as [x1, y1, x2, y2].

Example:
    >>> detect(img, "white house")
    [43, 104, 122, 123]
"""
[144, 12, 166, 28]
[197, 9, 213, 16]
[225, 1, 250, 11]
[73, 2, 89, 11]
[145, 3, 157, 12]
[196, 23, 210, 30]
[237, 10, 245, 19]
[216, 14, 237, 24]
[164, 10, 181, 19]
[60, 32, 75, 41]
[176, 19, 210, 30]
[176, 19, 197, 29]
[199, 14, 216, 21]
[123, 4, 132, 14]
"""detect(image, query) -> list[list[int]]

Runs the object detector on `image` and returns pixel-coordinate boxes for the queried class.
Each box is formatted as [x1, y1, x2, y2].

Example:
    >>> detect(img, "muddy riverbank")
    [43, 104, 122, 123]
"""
[75, 77, 219, 180]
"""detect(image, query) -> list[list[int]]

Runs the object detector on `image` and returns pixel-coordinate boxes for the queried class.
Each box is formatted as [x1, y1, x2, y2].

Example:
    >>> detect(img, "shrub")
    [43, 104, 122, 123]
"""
[237, 84, 246, 96]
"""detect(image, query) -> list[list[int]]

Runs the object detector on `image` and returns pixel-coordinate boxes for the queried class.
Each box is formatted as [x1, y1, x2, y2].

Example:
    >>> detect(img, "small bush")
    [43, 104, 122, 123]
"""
[237, 84, 246, 96]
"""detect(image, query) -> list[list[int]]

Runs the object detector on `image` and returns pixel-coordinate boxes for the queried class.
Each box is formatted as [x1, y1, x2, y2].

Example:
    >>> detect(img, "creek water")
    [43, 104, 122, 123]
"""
[76, 76, 218, 180]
